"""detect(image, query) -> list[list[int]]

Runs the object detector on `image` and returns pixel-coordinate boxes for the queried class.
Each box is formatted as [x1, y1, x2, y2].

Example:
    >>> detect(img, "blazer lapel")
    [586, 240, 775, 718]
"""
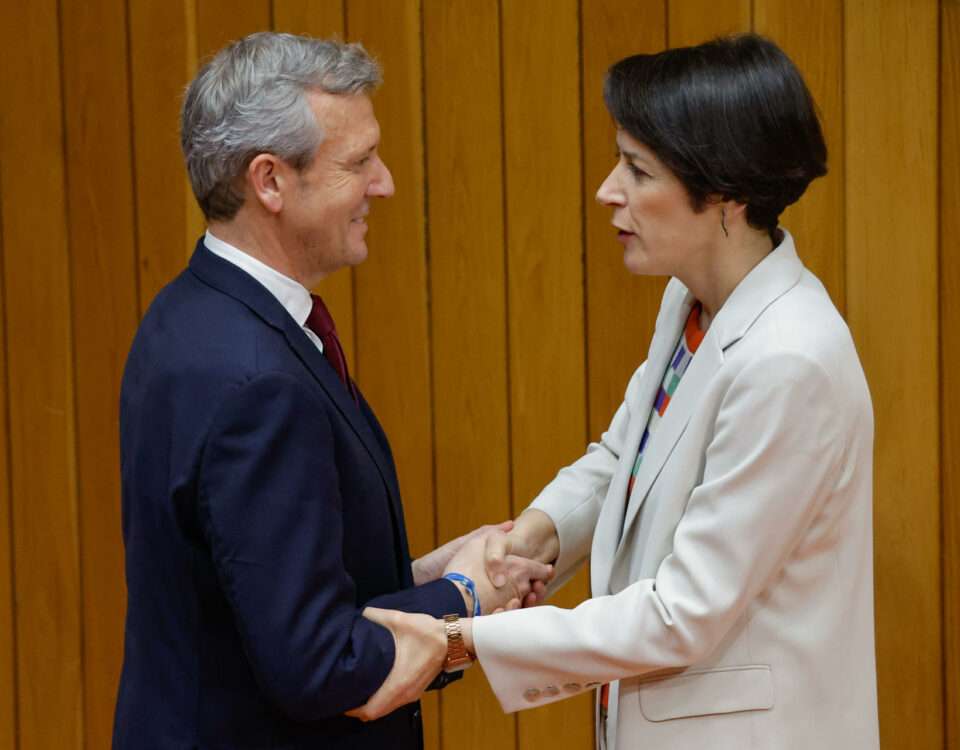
[591, 281, 694, 595]
[187, 241, 398, 502]
[613, 231, 805, 562]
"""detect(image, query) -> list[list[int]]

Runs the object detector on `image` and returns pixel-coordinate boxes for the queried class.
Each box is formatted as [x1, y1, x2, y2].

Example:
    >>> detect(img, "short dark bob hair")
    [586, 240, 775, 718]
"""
[604, 34, 826, 237]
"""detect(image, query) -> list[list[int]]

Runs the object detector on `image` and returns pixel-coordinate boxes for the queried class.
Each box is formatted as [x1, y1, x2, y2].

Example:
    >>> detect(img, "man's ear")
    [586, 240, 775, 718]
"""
[247, 153, 286, 214]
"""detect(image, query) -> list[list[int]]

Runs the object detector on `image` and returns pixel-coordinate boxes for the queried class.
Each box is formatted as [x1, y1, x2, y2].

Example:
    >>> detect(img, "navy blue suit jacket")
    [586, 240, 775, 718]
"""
[113, 241, 465, 749]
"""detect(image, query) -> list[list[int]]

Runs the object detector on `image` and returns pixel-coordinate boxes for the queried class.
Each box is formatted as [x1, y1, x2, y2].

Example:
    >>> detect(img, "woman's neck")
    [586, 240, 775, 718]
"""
[688, 227, 775, 330]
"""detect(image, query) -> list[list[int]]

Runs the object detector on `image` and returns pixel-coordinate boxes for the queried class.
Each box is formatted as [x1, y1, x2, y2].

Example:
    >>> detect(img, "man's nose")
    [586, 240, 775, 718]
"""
[369, 156, 395, 198]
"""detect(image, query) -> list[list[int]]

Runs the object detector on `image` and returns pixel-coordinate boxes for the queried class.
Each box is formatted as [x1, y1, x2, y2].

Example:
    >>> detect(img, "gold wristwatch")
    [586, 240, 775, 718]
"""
[442, 614, 473, 673]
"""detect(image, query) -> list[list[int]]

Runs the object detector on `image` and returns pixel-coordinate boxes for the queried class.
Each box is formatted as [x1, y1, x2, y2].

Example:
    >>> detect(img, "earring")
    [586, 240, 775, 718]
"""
[721, 208, 729, 238]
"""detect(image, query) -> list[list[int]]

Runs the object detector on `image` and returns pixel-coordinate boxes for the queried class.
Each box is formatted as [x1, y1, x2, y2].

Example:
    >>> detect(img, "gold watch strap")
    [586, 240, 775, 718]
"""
[443, 614, 472, 672]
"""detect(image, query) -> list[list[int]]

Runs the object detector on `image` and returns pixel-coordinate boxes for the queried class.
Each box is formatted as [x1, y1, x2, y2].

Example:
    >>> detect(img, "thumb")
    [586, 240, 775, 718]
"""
[484, 532, 512, 588]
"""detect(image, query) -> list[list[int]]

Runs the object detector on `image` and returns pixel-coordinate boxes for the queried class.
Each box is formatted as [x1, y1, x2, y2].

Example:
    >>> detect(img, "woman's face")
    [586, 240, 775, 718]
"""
[596, 129, 719, 278]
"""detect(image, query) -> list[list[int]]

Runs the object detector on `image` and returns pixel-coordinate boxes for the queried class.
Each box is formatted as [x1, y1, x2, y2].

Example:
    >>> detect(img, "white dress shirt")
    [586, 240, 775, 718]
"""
[203, 230, 324, 354]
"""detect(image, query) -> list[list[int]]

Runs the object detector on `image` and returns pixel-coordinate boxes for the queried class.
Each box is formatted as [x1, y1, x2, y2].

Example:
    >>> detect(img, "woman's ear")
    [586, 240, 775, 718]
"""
[247, 153, 285, 214]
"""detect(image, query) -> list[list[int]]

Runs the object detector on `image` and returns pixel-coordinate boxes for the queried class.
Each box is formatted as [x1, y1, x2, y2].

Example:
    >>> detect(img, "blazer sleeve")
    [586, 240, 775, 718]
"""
[473, 351, 849, 712]
[527, 361, 646, 590]
[198, 372, 455, 721]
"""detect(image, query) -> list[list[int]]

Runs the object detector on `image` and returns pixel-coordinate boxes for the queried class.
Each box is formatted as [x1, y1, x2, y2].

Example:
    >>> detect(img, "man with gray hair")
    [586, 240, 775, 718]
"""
[114, 32, 549, 749]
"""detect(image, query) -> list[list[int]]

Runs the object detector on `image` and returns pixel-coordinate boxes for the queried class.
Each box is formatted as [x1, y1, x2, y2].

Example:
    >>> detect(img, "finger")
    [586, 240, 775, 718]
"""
[484, 533, 511, 588]
[495, 519, 514, 533]
[532, 579, 547, 598]
[523, 591, 538, 608]
[504, 597, 521, 611]
[360, 606, 391, 626]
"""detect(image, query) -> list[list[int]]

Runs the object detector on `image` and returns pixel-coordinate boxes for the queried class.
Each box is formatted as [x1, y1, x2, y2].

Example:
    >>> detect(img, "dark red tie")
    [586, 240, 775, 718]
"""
[306, 294, 357, 402]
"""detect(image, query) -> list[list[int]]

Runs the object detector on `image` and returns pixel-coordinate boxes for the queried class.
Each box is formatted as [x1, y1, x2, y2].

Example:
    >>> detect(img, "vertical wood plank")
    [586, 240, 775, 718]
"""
[844, 1, 942, 748]
[345, 2, 440, 747]
[753, 0, 845, 311]
[195, 0, 272, 60]
[0, 1, 84, 747]
[501, 1, 592, 748]
[941, 2, 960, 747]
[423, 2, 514, 748]
[129, 0, 198, 312]
[667, 0, 752, 48]
[0, 169, 17, 750]
[272, 0, 357, 371]
[582, 1, 667, 440]
[60, 0, 140, 746]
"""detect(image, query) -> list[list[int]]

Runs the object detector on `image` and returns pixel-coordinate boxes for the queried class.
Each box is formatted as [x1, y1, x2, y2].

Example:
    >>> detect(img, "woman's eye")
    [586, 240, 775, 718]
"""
[627, 163, 648, 179]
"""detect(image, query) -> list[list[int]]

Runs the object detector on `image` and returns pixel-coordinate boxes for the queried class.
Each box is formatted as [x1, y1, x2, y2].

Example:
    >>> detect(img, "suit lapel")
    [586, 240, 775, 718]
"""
[610, 231, 806, 569]
[187, 241, 399, 508]
[591, 281, 694, 595]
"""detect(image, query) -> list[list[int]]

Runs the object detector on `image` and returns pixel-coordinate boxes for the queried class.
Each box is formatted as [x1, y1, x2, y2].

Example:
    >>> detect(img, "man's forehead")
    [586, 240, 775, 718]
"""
[308, 90, 379, 150]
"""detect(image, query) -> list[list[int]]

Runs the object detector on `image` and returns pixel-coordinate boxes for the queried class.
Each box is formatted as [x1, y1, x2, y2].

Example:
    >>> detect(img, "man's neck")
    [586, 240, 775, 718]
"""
[207, 217, 303, 284]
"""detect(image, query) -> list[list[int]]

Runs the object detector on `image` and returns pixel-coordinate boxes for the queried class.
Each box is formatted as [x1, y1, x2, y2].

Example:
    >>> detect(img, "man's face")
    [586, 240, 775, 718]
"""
[283, 91, 394, 283]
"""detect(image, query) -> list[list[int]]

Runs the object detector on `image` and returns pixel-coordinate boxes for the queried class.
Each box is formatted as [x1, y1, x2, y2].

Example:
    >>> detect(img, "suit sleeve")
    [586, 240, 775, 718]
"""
[198, 372, 449, 720]
[473, 351, 848, 712]
[527, 361, 645, 590]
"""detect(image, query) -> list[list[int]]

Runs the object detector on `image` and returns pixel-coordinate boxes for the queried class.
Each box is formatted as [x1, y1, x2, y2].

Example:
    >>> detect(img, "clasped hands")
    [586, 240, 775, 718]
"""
[346, 510, 559, 721]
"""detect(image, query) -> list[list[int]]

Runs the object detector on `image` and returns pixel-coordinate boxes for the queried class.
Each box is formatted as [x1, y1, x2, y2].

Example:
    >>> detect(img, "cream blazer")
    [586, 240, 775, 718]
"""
[472, 232, 879, 749]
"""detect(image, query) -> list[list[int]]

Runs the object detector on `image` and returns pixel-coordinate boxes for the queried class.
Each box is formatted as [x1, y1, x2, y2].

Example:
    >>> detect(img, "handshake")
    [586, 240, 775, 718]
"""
[347, 509, 560, 721]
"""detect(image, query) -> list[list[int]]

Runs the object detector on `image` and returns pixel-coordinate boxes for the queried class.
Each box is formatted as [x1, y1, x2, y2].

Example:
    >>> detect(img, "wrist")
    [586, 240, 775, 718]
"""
[514, 509, 560, 564]
[443, 572, 481, 616]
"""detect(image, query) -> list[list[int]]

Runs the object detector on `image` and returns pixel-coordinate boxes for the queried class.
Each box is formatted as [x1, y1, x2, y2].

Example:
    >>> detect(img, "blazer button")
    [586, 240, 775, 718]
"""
[563, 682, 581, 693]
[544, 685, 560, 697]
[523, 688, 541, 702]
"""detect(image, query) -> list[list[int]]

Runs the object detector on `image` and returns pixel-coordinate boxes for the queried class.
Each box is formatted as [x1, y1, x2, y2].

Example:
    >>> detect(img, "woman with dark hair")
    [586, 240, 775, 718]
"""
[352, 34, 878, 750]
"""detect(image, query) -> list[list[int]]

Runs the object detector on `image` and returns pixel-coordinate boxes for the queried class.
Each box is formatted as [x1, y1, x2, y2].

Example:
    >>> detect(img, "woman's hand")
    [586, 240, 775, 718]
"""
[484, 509, 559, 607]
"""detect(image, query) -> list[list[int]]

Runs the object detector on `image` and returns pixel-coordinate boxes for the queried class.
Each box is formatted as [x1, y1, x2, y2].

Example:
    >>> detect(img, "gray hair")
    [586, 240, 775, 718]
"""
[181, 32, 381, 220]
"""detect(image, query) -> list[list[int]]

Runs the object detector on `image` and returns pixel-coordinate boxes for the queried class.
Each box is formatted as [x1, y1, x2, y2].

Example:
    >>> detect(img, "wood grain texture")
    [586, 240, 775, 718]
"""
[0, 161, 17, 750]
[423, 1, 514, 747]
[60, 0, 139, 745]
[345, 3, 439, 747]
[195, 0, 271, 60]
[0, 1, 83, 747]
[129, 0, 198, 313]
[501, 1, 593, 747]
[844, 1, 942, 747]
[272, 0, 357, 372]
[941, 2, 960, 747]
[667, 0, 751, 47]
[753, 0, 845, 312]
[582, 1, 667, 440]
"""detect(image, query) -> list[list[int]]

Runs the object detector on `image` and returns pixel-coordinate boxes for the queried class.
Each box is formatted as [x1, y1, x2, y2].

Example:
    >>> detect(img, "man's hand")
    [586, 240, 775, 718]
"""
[345, 607, 446, 722]
[484, 509, 560, 607]
[412, 520, 514, 586]
[443, 532, 554, 614]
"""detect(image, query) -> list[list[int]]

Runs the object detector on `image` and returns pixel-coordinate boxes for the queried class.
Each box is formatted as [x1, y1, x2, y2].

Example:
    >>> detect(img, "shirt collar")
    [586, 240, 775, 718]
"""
[203, 230, 313, 327]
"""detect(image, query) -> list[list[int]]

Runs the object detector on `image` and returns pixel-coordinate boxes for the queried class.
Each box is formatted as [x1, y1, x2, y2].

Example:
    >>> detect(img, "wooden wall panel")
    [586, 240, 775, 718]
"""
[844, 2, 942, 748]
[273, 0, 357, 371]
[346, 2, 439, 747]
[754, 0, 845, 311]
[667, 0, 752, 47]
[129, 0, 199, 312]
[582, 1, 667, 440]
[60, 0, 139, 746]
[942, 2, 960, 747]
[423, 2, 514, 748]
[0, 169, 17, 750]
[501, 2, 592, 748]
[0, 2, 83, 747]
[196, 0, 271, 60]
